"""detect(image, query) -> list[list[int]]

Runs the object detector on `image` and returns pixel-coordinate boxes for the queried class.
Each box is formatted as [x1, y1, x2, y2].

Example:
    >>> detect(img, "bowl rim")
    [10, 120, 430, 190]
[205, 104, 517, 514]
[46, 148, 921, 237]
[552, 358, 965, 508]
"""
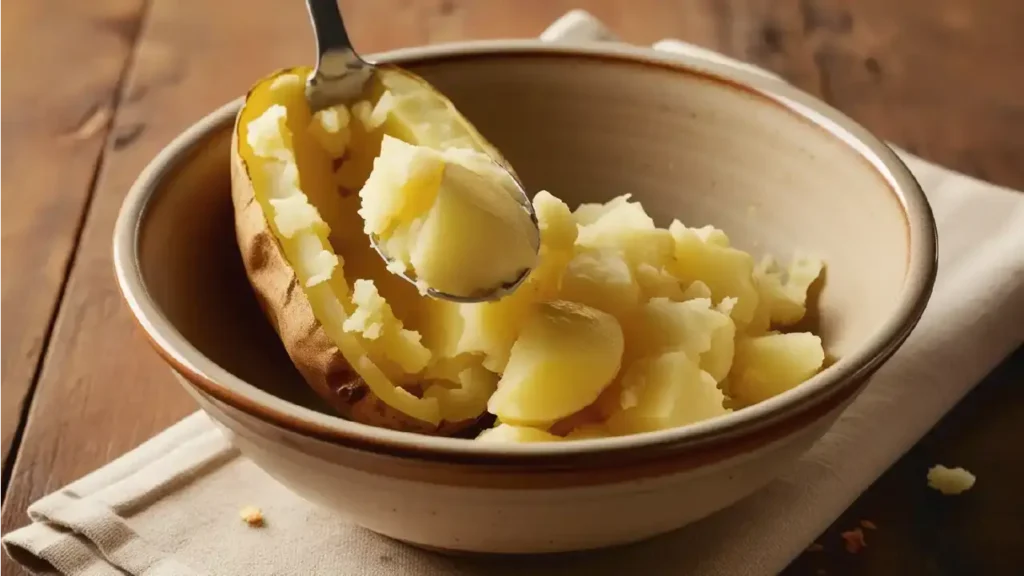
[113, 39, 937, 465]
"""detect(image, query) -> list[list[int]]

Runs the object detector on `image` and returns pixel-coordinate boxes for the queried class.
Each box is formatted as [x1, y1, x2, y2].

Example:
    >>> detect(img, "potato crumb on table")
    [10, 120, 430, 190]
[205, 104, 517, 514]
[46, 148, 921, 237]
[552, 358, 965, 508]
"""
[859, 519, 877, 530]
[239, 506, 264, 527]
[927, 465, 976, 495]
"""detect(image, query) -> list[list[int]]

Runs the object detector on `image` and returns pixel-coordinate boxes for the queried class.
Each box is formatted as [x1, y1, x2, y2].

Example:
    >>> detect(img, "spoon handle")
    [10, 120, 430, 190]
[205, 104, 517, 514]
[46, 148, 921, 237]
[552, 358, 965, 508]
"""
[304, 0, 373, 111]
[306, 0, 356, 62]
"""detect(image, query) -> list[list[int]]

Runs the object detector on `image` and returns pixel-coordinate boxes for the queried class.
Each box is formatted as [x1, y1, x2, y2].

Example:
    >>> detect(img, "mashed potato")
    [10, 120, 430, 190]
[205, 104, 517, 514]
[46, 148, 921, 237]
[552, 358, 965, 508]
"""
[244, 77, 826, 442]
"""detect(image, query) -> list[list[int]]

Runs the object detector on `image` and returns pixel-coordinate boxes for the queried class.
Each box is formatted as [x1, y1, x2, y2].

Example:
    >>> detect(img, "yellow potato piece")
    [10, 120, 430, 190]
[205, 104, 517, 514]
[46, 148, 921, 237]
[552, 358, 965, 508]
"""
[575, 194, 675, 269]
[488, 301, 624, 427]
[358, 135, 445, 239]
[343, 279, 431, 378]
[607, 352, 728, 434]
[573, 194, 631, 226]
[750, 255, 824, 333]
[405, 159, 537, 297]
[559, 249, 641, 320]
[308, 104, 352, 158]
[635, 263, 687, 301]
[729, 333, 825, 405]
[669, 221, 759, 325]
[437, 191, 577, 374]
[638, 297, 735, 382]
[424, 364, 499, 423]
[524, 191, 578, 297]
[453, 296, 532, 374]
[360, 136, 538, 298]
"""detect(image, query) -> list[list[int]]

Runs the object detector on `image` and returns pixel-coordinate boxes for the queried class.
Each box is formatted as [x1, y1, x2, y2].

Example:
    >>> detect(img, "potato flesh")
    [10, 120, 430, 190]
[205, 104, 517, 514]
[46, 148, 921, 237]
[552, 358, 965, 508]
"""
[487, 301, 625, 427]
[559, 249, 641, 320]
[241, 68, 827, 441]
[576, 195, 675, 269]
[359, 144, 538, 299]
[240, 73, 441, 424]
[748, 255, 825, 334]
[239, 68, 547, 429]
[308, 105, 352, 158]
[729, 333, 826, 405]
[343, 279, 431, 376]
[606, 352, 728, 434]
[407, 162, 536, 298]
[669, 221, 760, 326]
[427, 191, 578, 374]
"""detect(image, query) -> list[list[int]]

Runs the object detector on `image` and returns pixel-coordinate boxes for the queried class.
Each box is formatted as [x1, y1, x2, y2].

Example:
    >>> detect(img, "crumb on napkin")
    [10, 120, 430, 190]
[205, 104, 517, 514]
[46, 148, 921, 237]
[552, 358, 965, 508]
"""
[927, 465, 976, 495]
[240, 506, 265, 527]
[807, 543, 824, 552]
[841, 527, 867, 554]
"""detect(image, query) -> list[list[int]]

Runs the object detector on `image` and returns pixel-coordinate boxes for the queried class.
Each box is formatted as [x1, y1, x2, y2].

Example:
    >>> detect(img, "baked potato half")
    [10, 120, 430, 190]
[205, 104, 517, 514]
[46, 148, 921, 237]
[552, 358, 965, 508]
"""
[231, 66, 511, 435]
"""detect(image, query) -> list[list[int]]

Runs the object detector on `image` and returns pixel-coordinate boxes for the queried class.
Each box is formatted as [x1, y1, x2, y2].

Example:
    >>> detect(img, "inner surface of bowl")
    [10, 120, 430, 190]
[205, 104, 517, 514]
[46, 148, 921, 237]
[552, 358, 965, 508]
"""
[132, 46, 924, 452]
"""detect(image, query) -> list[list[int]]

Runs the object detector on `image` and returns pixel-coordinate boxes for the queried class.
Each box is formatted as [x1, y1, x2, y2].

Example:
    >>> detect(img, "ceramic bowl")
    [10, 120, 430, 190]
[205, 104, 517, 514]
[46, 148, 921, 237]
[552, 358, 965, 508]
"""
[113, 41, 936, 554]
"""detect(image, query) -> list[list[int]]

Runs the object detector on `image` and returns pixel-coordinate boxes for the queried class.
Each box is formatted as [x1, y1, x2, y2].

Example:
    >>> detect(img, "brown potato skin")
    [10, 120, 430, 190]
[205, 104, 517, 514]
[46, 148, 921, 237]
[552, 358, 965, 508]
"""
[229, 112, 474, 436]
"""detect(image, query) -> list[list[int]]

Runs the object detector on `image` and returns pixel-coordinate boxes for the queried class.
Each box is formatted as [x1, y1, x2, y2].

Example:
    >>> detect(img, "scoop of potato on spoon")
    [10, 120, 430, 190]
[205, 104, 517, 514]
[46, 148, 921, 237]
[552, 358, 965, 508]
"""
[304, 0, 540, 303]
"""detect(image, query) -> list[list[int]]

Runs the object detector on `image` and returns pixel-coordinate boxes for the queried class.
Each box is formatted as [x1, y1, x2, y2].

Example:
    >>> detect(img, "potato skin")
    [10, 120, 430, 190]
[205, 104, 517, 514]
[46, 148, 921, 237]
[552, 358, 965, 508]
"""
[229, 107, 473, 436]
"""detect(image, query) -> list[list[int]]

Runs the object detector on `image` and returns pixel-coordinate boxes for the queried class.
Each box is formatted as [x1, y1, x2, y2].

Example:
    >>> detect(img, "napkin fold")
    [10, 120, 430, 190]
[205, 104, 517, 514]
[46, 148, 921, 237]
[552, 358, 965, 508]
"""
[5, 10, 1023, 576]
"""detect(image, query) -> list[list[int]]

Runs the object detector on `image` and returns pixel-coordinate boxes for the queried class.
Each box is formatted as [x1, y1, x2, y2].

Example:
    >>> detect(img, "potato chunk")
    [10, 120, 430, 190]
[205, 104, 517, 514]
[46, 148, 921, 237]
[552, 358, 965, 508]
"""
[438, 191, 577, 374]
[729, 333, 825, 405]
[607, 352, 728, 434]
[635, 263, 686, 301]
[343, 279, 431, 376]
[424, 364, 498, 423]
[488, 301, 624, 426]
[639, 297, 735, 382]
[575, 194, 675, 269]
[525, 191, 578, 297]
[669, 221, 759, 325]
[358, 135, 445, 239]
[308, 104, 352, 158]
[359, 135, 539, 298]
[559, 249, 641, 319]
[405, 160, 537, 297]
[748, 254, 824, 334]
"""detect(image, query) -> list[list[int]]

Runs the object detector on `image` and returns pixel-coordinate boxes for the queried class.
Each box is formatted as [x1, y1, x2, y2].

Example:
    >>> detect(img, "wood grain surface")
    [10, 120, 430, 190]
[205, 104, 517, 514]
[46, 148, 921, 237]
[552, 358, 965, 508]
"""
[2, 1, 1021, 575]
[0, 0, 148, 472]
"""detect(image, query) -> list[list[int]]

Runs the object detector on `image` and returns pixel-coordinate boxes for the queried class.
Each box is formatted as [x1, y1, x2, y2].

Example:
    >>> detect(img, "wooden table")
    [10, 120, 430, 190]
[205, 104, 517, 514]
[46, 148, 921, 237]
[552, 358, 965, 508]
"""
[3, 1, 1021, 574]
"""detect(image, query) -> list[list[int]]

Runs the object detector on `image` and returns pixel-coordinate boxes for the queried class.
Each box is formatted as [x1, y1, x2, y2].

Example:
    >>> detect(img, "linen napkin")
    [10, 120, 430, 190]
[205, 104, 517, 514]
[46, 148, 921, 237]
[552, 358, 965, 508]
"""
[4, 10, 1023, 576]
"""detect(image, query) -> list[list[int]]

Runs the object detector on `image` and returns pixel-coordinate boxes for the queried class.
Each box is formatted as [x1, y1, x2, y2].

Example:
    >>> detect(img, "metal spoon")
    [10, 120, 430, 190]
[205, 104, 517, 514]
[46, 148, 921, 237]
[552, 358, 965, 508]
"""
[303, 0, 539, 303]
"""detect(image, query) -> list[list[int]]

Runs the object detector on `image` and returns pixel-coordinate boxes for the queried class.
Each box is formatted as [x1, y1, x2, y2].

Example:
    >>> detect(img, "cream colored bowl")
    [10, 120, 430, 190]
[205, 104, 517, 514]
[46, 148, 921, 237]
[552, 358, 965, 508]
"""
[113, 41, 936, 554]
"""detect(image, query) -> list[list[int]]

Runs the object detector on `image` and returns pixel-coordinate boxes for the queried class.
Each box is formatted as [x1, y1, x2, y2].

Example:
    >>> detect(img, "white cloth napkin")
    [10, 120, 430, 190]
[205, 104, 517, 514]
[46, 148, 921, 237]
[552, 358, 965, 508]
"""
[5, 10, 1023, 576]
